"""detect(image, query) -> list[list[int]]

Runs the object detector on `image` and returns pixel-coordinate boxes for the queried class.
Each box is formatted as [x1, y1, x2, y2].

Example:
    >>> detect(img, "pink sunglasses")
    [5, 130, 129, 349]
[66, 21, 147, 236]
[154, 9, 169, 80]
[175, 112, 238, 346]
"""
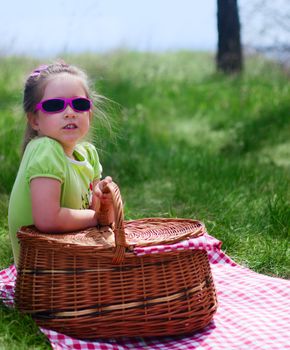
[35, 97, 92, 114]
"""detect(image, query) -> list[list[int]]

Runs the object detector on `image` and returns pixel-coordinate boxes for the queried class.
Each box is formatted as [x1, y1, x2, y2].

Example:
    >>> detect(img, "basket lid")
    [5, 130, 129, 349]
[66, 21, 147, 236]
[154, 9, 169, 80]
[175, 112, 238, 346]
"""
[17, 218, 204, 249]
[124, 218, 204, 246]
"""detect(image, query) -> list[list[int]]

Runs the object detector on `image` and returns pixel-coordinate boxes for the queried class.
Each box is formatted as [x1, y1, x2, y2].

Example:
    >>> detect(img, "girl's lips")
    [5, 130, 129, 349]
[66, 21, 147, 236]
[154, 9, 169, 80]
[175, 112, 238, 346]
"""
[63, 123, 77, 129]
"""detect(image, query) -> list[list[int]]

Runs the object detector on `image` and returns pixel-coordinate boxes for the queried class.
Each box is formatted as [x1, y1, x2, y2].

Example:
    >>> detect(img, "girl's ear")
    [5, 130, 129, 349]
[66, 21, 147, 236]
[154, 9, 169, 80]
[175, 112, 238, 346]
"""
[27, 112, 39, 131]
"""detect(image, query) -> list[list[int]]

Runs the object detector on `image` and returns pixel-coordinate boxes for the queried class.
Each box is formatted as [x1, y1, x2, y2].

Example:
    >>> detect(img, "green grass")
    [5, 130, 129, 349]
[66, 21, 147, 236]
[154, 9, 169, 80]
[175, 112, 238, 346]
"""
[0, 51, 289, 348]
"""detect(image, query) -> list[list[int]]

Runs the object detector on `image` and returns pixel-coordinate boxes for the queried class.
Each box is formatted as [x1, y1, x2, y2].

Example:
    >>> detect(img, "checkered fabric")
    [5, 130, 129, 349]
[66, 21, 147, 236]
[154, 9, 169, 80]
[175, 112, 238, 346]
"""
[1, 234, 290, 350]
[134, 233, 237, 265]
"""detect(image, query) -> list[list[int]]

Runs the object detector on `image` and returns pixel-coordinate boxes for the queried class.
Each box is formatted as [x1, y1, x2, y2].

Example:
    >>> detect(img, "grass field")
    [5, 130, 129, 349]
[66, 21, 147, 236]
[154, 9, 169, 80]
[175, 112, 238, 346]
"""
[0, 51, 289, 349]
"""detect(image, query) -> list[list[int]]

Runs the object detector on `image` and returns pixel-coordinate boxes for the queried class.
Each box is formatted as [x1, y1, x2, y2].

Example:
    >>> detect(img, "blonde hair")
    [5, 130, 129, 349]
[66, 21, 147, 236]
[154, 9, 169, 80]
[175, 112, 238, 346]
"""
[22, 60, 99, 152]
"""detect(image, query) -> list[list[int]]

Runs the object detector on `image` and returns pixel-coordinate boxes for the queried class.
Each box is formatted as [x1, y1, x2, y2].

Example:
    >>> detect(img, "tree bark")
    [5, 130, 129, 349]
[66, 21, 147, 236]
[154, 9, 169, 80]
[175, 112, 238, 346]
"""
[217, 0, 243, 73]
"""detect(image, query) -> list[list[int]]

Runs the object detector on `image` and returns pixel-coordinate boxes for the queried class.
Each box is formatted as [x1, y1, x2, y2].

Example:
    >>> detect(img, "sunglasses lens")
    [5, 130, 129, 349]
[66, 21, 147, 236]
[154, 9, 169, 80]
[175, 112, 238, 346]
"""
[72, 98, 91, 111]
[42, 99, 65, 112]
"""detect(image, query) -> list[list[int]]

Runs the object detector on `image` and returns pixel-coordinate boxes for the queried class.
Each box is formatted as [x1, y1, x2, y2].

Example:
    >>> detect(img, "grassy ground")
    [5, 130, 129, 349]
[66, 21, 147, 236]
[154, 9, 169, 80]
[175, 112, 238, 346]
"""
[0, 51, 289, 349]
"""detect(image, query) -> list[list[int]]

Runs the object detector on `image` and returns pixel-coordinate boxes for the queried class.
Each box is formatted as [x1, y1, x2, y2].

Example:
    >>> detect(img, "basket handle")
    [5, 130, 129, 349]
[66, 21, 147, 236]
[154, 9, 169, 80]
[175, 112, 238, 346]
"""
[98, 181, 127, 264]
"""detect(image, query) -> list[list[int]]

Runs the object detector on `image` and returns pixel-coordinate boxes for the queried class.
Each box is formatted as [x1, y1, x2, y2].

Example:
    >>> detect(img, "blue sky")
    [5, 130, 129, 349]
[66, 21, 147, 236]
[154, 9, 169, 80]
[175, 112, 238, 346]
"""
[0, 0, 286, 57]
[0, 0, 218, 57]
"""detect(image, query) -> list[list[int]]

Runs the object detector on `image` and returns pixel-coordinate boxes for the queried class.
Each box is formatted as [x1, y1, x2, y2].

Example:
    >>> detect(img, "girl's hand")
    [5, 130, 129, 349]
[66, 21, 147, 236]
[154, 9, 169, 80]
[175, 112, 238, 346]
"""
[92, 176, 114, 226]
[93, 176, 113, 204]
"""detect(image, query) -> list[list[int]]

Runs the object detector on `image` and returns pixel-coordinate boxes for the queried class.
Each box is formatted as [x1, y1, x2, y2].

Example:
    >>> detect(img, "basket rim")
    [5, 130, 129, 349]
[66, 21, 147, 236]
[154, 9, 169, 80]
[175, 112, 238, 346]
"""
[17, 217, 205, 251]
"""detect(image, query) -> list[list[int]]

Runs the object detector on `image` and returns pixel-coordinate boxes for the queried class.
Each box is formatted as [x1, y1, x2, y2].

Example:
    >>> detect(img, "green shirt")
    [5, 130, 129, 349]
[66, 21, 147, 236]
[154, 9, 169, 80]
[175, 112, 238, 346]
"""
[8, 137, 102, 264]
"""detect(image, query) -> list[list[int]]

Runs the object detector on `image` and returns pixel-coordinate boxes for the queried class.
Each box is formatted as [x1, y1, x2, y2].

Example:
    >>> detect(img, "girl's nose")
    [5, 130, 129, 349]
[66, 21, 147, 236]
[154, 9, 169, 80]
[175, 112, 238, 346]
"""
[64, 105, 76, 118]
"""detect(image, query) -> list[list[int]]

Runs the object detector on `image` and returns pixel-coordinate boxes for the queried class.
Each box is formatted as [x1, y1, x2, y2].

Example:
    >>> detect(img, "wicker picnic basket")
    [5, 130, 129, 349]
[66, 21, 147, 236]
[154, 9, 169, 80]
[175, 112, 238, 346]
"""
[15, 182, 217, 339]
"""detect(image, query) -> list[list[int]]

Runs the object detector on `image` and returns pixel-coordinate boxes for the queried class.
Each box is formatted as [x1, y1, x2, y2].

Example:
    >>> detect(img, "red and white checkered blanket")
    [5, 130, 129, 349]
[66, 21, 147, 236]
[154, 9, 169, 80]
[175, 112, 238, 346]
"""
[1, 234, 290, 350]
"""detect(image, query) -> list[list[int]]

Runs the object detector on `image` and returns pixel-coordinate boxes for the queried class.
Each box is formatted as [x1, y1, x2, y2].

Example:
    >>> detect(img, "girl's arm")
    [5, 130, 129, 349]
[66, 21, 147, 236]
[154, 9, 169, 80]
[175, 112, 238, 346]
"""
[30, 177, 98, 232]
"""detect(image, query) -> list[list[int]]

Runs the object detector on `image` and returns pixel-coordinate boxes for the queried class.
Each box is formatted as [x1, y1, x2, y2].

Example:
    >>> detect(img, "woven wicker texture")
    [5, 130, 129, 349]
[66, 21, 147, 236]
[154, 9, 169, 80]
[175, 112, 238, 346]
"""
[15, 182, 217, 339]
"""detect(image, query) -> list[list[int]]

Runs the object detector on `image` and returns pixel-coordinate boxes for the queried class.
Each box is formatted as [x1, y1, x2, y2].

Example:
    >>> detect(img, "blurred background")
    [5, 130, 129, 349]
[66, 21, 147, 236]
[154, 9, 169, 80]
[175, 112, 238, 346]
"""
[0, 0, 290, 64]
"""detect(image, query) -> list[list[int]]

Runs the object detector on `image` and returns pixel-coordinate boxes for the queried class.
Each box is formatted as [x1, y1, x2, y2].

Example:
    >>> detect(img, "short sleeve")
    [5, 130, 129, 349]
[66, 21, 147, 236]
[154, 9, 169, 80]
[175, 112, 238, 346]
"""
[80, 142, 102, 180]
[25, 137, 66, 183]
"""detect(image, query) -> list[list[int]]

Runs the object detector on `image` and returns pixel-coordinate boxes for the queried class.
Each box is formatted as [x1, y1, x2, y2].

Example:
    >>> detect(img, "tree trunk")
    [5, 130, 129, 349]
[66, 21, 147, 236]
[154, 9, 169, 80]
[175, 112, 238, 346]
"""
[217, 0, 243, 73]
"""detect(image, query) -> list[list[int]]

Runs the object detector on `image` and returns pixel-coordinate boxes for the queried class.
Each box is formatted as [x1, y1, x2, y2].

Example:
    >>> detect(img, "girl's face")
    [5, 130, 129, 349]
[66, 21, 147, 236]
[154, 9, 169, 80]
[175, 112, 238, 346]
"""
[29, 73, 92, 158]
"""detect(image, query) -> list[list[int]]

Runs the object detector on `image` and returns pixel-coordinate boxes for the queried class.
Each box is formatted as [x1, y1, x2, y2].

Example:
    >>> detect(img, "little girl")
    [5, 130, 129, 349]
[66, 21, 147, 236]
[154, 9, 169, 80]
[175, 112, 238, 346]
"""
[8, 61, 114, 265]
